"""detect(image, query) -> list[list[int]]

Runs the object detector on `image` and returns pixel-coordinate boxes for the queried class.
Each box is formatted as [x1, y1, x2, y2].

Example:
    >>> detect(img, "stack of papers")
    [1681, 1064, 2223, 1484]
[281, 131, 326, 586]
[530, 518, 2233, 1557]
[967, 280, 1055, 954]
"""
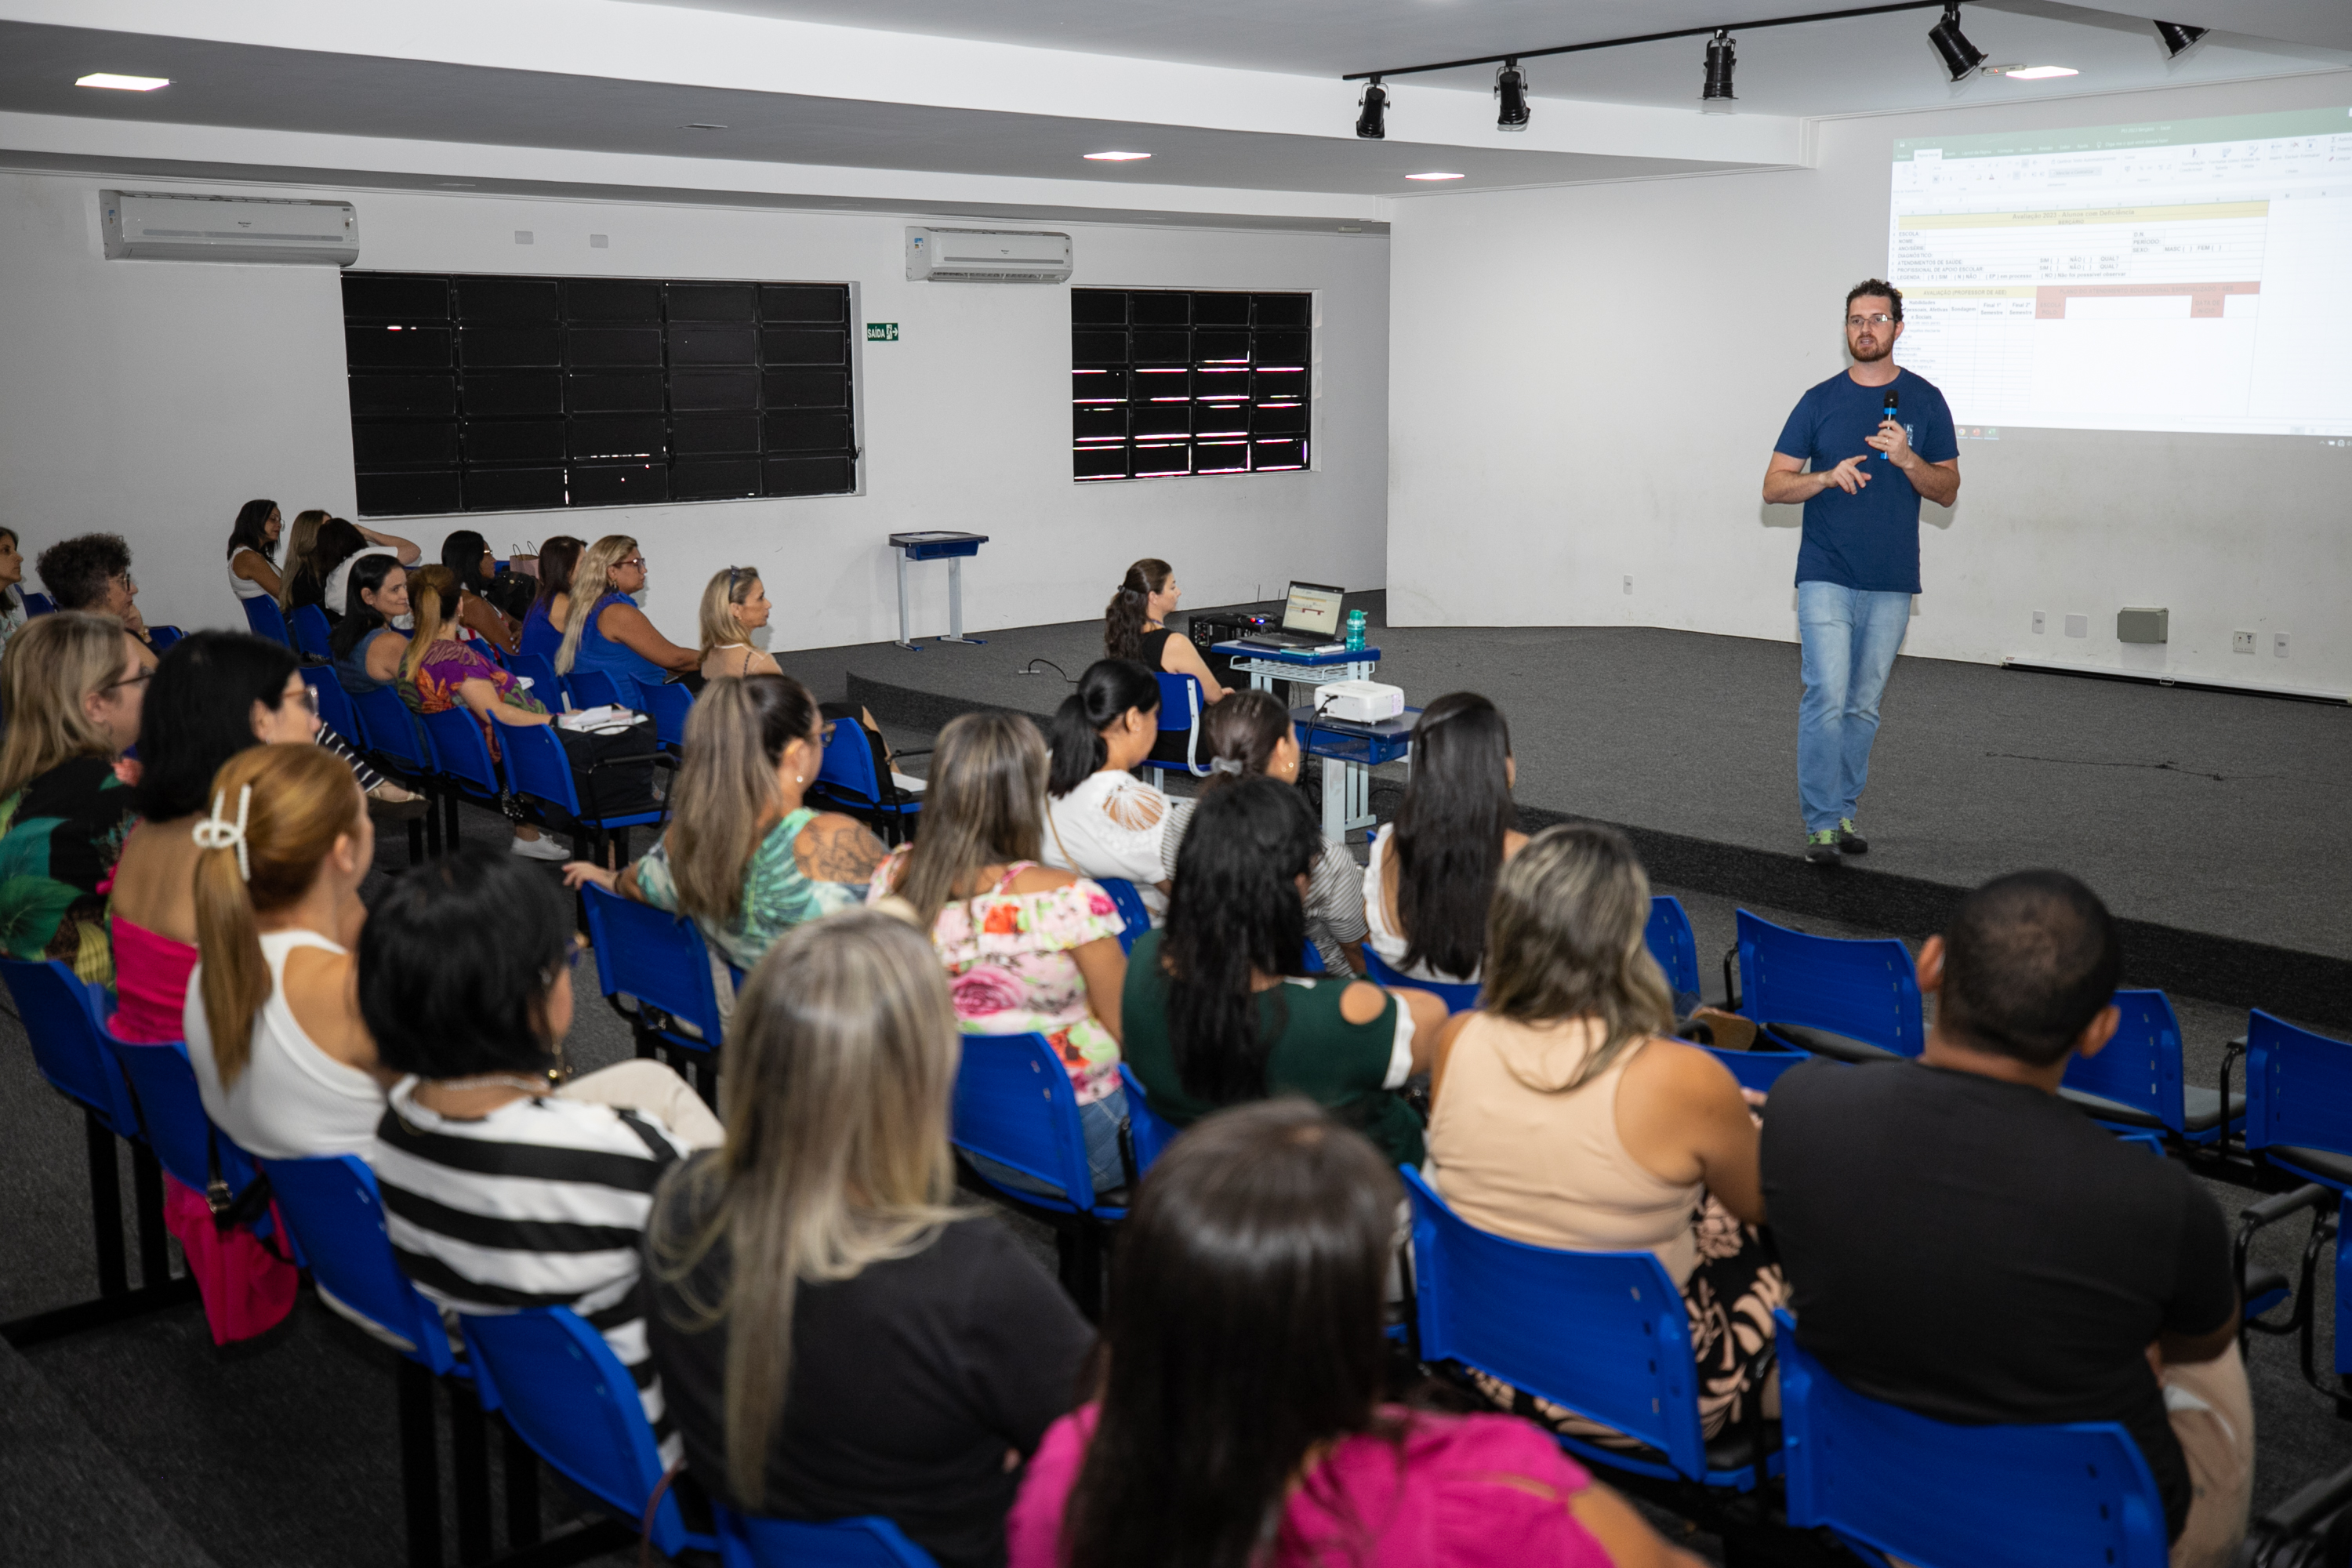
[557, 705, 644, 735]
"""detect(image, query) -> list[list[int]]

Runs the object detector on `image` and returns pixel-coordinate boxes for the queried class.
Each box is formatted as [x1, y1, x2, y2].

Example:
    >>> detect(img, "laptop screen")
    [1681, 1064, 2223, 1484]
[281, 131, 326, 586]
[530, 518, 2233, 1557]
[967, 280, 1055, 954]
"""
[1281, 581, 1345, 637]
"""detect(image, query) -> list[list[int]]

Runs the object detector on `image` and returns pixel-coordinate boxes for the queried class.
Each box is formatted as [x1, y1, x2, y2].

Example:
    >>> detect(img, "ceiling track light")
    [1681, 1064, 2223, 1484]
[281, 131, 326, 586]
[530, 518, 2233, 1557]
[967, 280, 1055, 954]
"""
[1494, 59, 1530, 132]
[1356, 75, 1388, 140]
[2154, 20, 2209, 58]
[1701, 29, 1737, 110]
[1928, 3, 1987, 82]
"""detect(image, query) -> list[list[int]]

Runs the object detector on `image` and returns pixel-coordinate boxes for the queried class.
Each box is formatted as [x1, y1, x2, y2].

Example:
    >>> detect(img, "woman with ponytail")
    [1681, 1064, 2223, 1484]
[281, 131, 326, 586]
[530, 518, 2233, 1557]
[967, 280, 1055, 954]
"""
[399, 564, 569, 860]
[184, 744, 390, 1160]
[1040, 658, 1187, 924]
[564, 674, 885, 975]
[1104, 558, 1225, 767]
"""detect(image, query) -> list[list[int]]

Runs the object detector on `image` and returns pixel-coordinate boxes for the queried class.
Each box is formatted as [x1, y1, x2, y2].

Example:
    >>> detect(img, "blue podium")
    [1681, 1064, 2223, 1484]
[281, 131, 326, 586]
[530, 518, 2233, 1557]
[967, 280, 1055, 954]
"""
[887, 531, 989, 651]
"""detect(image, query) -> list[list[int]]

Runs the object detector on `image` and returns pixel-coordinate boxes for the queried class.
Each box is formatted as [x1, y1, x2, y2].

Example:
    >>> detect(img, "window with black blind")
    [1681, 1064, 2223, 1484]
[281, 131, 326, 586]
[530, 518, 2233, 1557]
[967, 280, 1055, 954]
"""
[1072, 289, 1310, 481]
[340, 272, 858, 516]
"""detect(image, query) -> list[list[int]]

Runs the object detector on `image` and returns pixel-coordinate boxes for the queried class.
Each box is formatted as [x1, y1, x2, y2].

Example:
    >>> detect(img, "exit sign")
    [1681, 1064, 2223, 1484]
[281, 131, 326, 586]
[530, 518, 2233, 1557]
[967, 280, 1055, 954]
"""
[866, 321, 898, 341]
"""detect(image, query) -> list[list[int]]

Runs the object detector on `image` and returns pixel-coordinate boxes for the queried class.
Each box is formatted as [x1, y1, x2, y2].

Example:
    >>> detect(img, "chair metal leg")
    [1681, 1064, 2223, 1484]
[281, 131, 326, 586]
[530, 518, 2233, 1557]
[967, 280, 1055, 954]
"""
[397, 1359, 445, 1568]
[501, 1419, 540, 1549]
[424, 791, 445, 857]
[444, 788, 462, 849]
[131, 1142, 170, 1288]
[407, 815, 426, 867]
[450, 1379, 494, 1565]
[1058, 1223, 1105, 1323]
[85, 1111, 127, 1298]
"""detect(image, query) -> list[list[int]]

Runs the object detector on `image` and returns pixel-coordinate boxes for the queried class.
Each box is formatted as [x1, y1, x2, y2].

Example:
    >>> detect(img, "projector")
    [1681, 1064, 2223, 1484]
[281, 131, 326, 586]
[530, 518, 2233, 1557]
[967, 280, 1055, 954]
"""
[1316, 681, 1406, 724]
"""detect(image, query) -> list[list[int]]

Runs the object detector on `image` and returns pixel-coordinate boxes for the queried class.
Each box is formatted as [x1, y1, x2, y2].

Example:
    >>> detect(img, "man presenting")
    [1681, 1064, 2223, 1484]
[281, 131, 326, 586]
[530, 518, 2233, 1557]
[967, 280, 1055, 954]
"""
[1764, 280, 1959, 865]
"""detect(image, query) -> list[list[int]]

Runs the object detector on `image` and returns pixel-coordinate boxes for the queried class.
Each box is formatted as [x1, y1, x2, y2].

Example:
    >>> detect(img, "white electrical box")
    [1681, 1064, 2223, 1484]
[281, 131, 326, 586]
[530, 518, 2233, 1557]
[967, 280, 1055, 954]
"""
[1317, 681, 1405, 724]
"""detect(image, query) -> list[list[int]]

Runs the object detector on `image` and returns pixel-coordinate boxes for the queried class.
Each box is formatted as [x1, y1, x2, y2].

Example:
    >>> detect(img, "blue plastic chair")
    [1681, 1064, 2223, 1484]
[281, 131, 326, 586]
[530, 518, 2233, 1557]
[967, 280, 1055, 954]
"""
[810, 717, 920, 845]
[1403, 1166, 1773, 1489]
[506, 651, 565, 712]
[1300, 940, 1327, 973]
[1118, 1063, 1179, 1175]
[578, 884, 726, 1069]
[562, 669, 623, 710]
[1363, 946, 1479, 1014]
[1646, 894, 1704, 1005]
[2061, 989, 2243, 1144]
[1094, 877, 1152, 954]
[460, 1307, 715, 1559]
[501, 720, 666, 867]
[1701, 1046, 1809, 1094]
[1775, 1308, 2165, 1568]
[2245, 1011, 2352, 1192]
[637, 681, 694, 751]
[1735, 909, 1923, 1064]
[300, 666, 360, 742]
[2, 958, 144, 1138]
[351, 684, 436, 777]
[715, 1506, 938, 1567]
[1145, 671, 1208, 789]
[22, 590, 54, 616]
[953, 1032, 1127, 1316]
[147, 625, 185, 652]
[289, 604, 334, 662]
[102, 1029, 267, 1224]
[241, 594, 294, 648]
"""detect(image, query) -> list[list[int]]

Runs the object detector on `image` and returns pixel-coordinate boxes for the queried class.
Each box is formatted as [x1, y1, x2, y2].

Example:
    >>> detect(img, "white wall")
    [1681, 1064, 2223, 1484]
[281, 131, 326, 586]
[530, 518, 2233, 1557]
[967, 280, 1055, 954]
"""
[0, 171, 1388, 648]
[1387, 72, 2352, 691]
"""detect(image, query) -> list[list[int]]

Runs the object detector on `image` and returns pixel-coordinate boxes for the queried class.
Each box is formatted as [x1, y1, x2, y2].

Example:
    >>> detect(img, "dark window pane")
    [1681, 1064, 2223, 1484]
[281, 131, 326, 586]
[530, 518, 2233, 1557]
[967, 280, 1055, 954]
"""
[1072, 330, 1127, 365]
[671, 369, 757, 412]
[1193, 366, 1250, 402]
[1196, 440, 1251, 474]
[671, 413, 760, 456]
[1131, 292, 1190, 327]
[346, 325, 450, 368]
[1074, 406, 1127, 441]
[1251, 403, 1308, 435]
[669, 323, 756, 365]
[666, 282, 757, 321]
[1253, 437, 1308, 470]
[1194, 404, 1250, 438]
[760, 285, 846, 323]
[765, 410, 853, 452]
[1253, 293, 1311, 327]
[1131, 330, 1189, 364]
[1073, 367, 1127, 402]
[1132, 403, 1192, 439]
[353, 422, 458, 466]
[568, 327, 662, 367]
[764, 456, 855, 496]
[1192, 292, 1250, 326]
[467, 374, 564, 416]
[1254, 331, 1310, 367]
[1253, 368, 1308, 401]
[350, 374, 456, 418]
[566, 372, 666, 413]
[459, 325, 561, 368]
[1132, 442, 1192, 477]
[1195, 330, 1250, 364]
[673, 459, 762, 500]
[1133, 368, 1190, 402]
[570, 416, 666, 460]
[760, 327, 847, 365]
[1073, 444, 1129, 480]
[1070, 290, 1127, 327]
[465, 420, 566, 463]
[764, 368, 848, 408]
[466, 467, 570, 510]
[570, 463, 669, 507]
[357, 470, 460, 516]
[343, 274, 448, 320]
[456, 278, 560, 322]
[564, 279, 662, 321]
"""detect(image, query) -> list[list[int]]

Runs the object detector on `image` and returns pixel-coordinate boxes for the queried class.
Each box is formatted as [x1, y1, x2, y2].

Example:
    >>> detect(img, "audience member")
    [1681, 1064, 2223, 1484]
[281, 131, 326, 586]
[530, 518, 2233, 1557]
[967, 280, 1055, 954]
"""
[226, 499, 284, 603]
[565, 674, 884, 976]
[437, 528, 519, 652]
[364, 848, 723, 1469]
[868, 710, 1128, 1192]
[329, 556, 409, 693]
[698, 564, 782, 680]
[277, 510, 329, 610]
[183, 745, 386, 1158]
[518, 535, 583, 662]
[37, 532, 157, 668]
[648, 908, 1089, 1568]
[1007, 1099, 1699, 1568]
[289, 517, 362, 615]
[554, 533, 699, 684]
[1041, 658, 1186, 922]
[110, 633, 318, 1044]
[321, 521, 421, 617]
[1121, 779, 1442, 1166]
[1425, 824, 1779, 1446]
[1103, 559, 1225, 768]
[0, 526, 26, 657]
[0, 612, 147, 984]
[1762, 869, 2250, 1563]
[1362, 691, 1527, 984]
[398, 564, 567, 860]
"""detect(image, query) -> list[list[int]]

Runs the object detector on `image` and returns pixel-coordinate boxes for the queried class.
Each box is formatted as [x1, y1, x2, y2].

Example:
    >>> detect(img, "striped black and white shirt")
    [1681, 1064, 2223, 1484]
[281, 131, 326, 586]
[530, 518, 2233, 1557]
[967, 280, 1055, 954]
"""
[371, 1080, 689, 1465]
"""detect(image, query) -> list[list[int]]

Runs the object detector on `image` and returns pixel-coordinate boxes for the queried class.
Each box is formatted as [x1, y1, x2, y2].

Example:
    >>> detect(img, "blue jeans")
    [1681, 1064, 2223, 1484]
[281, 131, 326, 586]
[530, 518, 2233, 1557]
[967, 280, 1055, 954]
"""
[1796, 582, 1911, 833]
[967, 1087, 1131, 1200]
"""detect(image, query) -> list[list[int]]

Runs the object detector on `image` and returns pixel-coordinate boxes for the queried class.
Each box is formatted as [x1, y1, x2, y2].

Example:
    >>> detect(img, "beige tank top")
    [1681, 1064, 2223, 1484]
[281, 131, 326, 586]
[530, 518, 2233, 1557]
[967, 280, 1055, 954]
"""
[1425, 1014, 1702, 1283]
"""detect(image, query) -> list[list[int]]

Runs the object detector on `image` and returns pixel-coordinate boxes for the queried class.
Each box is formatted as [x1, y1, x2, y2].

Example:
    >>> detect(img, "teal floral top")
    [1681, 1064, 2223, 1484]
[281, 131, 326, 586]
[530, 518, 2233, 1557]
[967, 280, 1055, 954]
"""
[633, 807, 866, 973]
[0, 755, 141, 987]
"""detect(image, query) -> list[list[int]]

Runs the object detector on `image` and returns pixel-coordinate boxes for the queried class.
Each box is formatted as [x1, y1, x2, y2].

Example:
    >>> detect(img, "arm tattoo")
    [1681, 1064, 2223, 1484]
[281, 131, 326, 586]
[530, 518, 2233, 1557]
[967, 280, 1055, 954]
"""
[804, 818, 889, 884]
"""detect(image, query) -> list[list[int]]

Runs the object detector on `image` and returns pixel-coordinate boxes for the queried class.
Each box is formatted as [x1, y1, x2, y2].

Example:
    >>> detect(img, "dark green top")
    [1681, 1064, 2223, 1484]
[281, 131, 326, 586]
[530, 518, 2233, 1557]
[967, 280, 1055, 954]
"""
[1120, 928, 1423, 1166]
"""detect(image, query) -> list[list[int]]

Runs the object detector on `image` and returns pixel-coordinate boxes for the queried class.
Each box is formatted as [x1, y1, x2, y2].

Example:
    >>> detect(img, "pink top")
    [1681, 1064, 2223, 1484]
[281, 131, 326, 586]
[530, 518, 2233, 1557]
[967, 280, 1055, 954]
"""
[110, 914, 199, 1044]
[1007, 1405, 1614, 1568]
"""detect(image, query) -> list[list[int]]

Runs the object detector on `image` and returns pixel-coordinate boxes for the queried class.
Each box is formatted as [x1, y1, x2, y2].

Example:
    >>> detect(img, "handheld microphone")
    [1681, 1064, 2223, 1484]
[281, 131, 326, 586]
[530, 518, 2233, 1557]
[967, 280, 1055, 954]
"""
[1878, 387, 1900, 459]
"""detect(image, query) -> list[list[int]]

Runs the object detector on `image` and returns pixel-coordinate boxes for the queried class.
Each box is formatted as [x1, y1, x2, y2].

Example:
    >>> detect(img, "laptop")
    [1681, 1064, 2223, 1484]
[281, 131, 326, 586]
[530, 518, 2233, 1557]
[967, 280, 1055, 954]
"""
[1233, 580, 1348, 652]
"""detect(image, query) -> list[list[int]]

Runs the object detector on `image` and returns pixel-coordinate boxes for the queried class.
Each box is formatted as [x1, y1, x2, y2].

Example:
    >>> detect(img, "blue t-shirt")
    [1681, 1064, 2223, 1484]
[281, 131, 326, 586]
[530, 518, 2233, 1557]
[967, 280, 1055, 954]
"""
[1774, 367, 1958, 594]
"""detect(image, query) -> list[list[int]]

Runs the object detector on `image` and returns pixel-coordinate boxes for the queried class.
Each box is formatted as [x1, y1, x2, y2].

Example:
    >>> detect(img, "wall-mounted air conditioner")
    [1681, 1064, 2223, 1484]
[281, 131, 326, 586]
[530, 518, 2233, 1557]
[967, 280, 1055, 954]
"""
[100, 191, 359, 266]
[905, 226, 1073, 284]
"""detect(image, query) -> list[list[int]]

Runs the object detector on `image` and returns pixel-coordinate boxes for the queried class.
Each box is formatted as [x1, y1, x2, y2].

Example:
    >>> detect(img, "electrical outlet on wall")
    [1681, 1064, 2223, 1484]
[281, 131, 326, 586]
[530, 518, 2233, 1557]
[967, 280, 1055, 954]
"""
[2233, 630, 2256, 655]
[2031, 610, 2045, 634]
[2063, 614, 2089, 638]
[2276, 633, 2291, 659]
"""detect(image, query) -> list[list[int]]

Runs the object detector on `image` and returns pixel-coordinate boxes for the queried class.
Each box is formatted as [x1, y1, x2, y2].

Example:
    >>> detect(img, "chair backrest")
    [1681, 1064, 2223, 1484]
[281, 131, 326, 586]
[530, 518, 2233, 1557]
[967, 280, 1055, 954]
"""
[564, 670, 622, 710]
[715, 1506, 939, 1567]
[507, 652, 564, 710]
[147, 625, 186, 652]
[22, 590, 54, 616]
[240, 594, 293, 647]
[289, 604, 335, 661]
[1118, 1063, 1179, 1174]
[301, 666, 361, 744]
[951, 1032, 1101, 1212]
[422, 706, 503, 799]
[1735, 909, 1924, 1056]
[1403, 1166, 1705, 1477]
[0, 958, 143, 1137]
[1703, 1045, 1808, 1094]
[2247, 1011, 2352, 1158]
[352, 685, 433, 773]
[2060, 989, 2185, 1133]
[1775, 1309, 2166, 1568]
[103, 1029, 260, 1197]
[501, 720, 585, 817]
[260, 1153, 456, 1372]
[1093, 877, 1152, 954]
[1363, 946, 1480, 1014]
[578, 884, 725, 1048]
[460, 1307, 699, 1558]
[814, 714, 887, 808]
[1152, 672, 1207, 778]
[637, 681, 693, 750]
[1299, 940, 1327, 974]
[1646, 895, 1703, 1000]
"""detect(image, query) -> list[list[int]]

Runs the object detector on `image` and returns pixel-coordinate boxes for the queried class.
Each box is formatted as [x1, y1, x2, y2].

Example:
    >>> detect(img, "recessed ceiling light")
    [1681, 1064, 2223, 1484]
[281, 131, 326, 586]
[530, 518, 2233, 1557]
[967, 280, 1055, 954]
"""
[1405, 172, 1465, 181]
[75, 73, 170, 92]
[683, 122, 728, 130]
[2002, 64, 2080, 79]
[1084, 151, 1151, 162]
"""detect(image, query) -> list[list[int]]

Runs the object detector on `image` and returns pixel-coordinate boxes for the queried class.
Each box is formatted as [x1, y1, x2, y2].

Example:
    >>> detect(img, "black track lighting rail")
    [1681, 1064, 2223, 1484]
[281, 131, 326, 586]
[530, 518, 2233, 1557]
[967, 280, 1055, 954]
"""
[1341, 0, 1951, 82]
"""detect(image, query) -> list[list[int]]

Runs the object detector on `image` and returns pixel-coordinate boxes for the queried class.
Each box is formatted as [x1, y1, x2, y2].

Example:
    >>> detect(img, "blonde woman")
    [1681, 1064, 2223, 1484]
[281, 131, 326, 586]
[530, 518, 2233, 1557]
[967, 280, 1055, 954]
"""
[1423, 823, 1779, 1450]
[564, 674, 885, 976]
[0, 612, 149, 983]
[698, 564, 782, 681]
[554, 533, 698, 685]
[647, 908, 1091, 1562]
[277, 510, 331, 610]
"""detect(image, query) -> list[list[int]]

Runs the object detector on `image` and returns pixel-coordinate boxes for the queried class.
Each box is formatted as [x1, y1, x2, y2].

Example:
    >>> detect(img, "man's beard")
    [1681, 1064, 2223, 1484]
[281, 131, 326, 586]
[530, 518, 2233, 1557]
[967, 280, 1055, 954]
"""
[1849, 337, 1893, 363]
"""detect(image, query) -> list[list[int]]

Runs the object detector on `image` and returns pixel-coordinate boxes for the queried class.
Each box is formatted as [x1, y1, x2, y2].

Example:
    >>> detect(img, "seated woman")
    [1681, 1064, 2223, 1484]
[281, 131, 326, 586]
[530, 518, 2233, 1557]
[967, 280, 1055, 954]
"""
[397, 564, 568, 861]
[867, 710, 1128, 1194]
[564, 674, 885, 978]
[364, 848, 723, 1469]
[110, 633, 319, 1044]
[517, 535, 583, 663]
[648, 908, 1090, 1567]
[276, 510, 329, 612]
[1104, 559, 1225, 769]
[321, 521, 421, 618]
[1040, 659, 1187, 923]
[1120, 779, 1443, 1167]
[329, 556, 410, 693]
[225, 499, 283, 604]
[1424, 824, 1778, 1450]
[0, 526, 26, 659]
[554, 533, 699, 691]
[184, 745, 386, 1159]
[0, 612, 149, 985]
[1007, 1099, 1699, 1568]
[440, 528, 519, 653]
[1362, 690, 1529, 985]
[698, 564, 782, 681]
[36, 532, 158, 670]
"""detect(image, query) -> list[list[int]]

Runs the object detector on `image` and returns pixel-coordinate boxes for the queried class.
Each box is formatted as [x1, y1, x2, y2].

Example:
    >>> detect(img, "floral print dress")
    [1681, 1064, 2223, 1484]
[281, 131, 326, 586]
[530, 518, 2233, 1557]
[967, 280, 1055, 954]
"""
[868, 852, 1125, 1105]
[0, 755, 141, 987]
[633, 808, 866, 973]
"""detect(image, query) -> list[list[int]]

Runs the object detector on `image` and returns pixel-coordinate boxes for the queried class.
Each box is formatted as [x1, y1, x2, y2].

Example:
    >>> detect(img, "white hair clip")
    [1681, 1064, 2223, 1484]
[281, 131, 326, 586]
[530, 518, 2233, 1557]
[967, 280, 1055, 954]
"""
[191, 784, 253, 882]
[1208, 757, 1247, 775]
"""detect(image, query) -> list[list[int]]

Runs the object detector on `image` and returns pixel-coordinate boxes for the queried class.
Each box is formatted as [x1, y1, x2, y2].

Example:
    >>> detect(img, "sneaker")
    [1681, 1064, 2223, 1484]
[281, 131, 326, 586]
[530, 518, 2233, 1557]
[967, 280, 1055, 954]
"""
[510, 832, 570, 862]
[1804, 829, 1842, 865]
[1837, 818, 1869, 855]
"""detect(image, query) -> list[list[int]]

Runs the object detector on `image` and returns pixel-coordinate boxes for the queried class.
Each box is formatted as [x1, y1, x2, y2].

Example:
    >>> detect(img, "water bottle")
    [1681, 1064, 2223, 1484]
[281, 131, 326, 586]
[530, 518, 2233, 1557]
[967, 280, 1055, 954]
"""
[1345, 609, 1367, 652]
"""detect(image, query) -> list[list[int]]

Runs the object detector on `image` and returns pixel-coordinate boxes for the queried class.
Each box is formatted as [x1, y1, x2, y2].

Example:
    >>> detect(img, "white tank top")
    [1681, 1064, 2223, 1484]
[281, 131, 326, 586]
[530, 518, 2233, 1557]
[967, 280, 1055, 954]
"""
[186, 930, 385, 1160]
[1361, 823, 1479, 985]
[227, 546, 271, 601]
